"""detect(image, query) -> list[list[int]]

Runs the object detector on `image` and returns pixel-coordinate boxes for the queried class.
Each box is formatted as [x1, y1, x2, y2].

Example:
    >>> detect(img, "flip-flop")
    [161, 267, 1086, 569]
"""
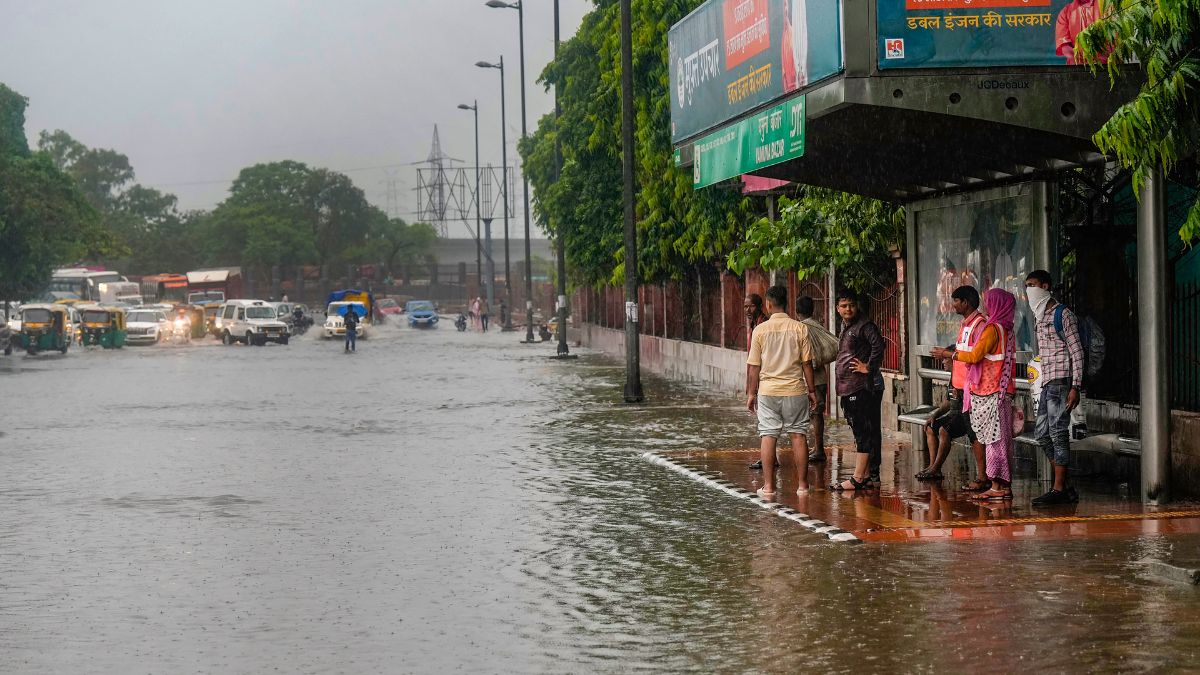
[756, 486, 777, 499]
[961, 479, 992, 492]
[796, 487, 811, 495]
[969, 490, 1012, 501]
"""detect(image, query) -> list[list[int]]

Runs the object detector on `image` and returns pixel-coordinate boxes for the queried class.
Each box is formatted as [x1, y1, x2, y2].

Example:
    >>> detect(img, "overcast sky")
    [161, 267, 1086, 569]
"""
[0, 0, 592, 238]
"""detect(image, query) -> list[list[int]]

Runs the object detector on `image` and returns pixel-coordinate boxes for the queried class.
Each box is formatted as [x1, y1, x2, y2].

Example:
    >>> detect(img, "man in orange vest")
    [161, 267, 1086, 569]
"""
[927, 286, 989, 490]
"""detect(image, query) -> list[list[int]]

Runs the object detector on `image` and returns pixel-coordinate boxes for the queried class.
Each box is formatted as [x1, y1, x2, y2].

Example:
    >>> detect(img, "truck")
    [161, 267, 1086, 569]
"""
[186, 268, 244, 335]
[97, 281, 143, 306]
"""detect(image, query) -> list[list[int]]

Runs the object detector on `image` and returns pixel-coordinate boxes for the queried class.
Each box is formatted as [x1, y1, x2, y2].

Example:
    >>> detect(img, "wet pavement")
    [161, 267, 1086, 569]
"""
[2, 326, 1200, 672]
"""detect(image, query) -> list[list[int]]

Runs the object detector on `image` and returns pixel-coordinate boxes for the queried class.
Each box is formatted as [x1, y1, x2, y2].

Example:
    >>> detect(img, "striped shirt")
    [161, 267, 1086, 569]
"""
[1034, 300, 1085, 388]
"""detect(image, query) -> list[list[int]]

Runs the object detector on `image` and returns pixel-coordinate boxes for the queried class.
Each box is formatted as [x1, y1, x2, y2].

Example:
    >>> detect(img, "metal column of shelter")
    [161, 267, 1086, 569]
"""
[1138, 169, 1170, 504]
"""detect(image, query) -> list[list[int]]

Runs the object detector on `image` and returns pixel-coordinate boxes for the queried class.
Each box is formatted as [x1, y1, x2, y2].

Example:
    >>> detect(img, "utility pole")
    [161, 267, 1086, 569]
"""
[553, 0, 571, 357]
[475, 56, 514, 330]
[620, 0, 643, 402]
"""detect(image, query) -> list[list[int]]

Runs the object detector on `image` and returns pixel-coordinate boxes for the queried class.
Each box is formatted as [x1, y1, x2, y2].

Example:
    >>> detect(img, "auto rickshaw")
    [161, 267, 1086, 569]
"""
[180, 305, 207, 339]
[79, 306, 127, 348]
[18, 304, 72, 355]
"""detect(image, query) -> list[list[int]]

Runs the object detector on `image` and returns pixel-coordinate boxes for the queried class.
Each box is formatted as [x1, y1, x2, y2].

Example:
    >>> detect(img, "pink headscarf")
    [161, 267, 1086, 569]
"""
[963, 288, 1017, 411]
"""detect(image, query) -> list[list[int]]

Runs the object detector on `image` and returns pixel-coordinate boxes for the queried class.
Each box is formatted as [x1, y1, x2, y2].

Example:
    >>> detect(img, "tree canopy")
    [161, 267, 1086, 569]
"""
[1079, 0, 1200, 243]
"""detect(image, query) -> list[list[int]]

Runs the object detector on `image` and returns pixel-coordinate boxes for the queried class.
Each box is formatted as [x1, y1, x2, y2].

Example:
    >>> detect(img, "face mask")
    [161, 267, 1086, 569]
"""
[1025, 286, 1051, 316]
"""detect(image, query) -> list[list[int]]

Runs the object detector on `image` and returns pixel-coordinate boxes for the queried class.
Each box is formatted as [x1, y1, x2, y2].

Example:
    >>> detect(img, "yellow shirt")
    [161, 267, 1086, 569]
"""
[747, 313, 814, 396]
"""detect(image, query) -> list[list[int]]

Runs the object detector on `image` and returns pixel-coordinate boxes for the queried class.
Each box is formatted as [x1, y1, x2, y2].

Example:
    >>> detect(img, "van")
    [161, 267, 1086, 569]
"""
[214, 299, 290, 346]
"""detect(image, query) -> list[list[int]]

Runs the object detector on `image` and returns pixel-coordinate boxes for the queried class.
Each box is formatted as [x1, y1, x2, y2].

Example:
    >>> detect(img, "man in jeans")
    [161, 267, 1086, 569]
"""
[1025, 270, 1085, 505]
[831, 289, 886, 490]
[746, 285, 818, 498]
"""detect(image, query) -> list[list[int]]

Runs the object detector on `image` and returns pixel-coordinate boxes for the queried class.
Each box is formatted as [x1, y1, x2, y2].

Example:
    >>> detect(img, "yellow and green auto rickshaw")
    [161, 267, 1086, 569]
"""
[79, 306, 127, 348]
[18, 304, 72, 355]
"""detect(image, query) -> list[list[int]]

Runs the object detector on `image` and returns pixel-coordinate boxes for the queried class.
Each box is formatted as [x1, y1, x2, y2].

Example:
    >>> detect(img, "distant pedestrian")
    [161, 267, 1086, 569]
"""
[470, 297, 481, 331]
[746, 285, 818, 498]
[797, 295, 838, 463]
[281, 293, 289, 303]
[343, 306, 359, 352]
[926, 285, 989, 489]
[480, 298, 491, 332]
[951, 287, 1018, 501]
[1025, 270, 1085, 506]
[830, 289, 885, 491]
[500, 299, 509, 327]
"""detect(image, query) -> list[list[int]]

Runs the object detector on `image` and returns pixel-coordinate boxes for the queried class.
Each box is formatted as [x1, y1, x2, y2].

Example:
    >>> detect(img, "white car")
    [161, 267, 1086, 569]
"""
[323, 302, 370, 339]
[215, 299, 290, 346]
[126, 309, 170, 344]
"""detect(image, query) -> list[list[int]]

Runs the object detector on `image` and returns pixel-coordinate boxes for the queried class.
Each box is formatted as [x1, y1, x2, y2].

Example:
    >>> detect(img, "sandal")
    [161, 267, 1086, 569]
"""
[969, 489, 1012, 502]
[961, 479, 992, 493]
[831, 476, 871, 491]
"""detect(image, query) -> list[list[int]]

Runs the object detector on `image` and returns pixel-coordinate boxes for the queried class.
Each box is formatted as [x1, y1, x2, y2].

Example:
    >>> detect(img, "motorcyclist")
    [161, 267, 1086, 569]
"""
[454, 313, 468, 332]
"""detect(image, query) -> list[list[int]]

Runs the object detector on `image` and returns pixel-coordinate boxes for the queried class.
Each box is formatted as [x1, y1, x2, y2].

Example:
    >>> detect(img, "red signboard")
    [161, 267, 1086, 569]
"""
[906, 0, 1050, 8]
[722, 0, 770, 70]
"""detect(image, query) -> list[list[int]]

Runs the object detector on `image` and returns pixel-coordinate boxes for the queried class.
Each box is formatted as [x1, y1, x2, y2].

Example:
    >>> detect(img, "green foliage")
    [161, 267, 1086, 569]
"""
[1077, 0, 1200, 244]
[0, 96, 114, 299]
[521, 0, 755, 288]
[728, 188, 904, 291]
[38, 129, 135, 210]
[367, 218, 439, 270]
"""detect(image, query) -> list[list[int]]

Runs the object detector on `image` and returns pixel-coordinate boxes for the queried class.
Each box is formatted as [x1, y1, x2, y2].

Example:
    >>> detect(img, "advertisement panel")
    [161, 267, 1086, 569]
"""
[669, 0, 841, 144]
[877, 0, 1108, 69]
[693, 93, 805, 189]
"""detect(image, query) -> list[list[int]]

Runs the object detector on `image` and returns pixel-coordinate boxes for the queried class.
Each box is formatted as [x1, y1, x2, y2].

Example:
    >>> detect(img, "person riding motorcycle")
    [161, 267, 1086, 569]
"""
[454, 313, 468, 332]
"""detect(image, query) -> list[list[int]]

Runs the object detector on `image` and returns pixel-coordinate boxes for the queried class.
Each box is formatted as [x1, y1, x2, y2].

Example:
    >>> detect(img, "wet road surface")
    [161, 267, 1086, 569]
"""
[2, 325, 1199, 672]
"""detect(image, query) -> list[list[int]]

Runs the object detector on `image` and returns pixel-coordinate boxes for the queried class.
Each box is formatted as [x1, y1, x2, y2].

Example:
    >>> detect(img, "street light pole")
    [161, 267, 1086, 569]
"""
[458, 101, 493, 308]
[619, 0, 643, 401]
[475, 57, 514, 331]
[552, 0, 569, 357]
[486, 0, 536, 343]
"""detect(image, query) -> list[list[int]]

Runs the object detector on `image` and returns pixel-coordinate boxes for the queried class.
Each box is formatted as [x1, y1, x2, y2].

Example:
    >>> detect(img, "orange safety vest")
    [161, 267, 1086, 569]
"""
[973, 325, 1017, 397]
[951, 312, 985, 390]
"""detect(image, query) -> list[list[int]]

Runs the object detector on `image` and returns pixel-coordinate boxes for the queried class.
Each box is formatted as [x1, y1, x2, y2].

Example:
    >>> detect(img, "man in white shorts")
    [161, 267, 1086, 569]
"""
[746, 285, 818, 498]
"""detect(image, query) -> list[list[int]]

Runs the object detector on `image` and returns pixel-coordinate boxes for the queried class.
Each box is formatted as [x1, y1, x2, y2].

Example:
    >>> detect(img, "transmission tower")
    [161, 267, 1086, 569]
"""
[413, 126, 465, 237]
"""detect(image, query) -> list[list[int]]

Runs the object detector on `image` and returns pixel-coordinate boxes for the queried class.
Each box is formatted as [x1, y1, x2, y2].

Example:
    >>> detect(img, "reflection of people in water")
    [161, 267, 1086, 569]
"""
[781, 0, 808, 91]
[1055, 0, 1104, 65]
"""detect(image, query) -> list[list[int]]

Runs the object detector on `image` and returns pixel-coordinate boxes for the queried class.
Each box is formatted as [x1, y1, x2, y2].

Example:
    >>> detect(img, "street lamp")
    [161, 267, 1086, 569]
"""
[485, 0, 536, 343]
[458, 101, 493, 310]
[475, 58, 515, 331]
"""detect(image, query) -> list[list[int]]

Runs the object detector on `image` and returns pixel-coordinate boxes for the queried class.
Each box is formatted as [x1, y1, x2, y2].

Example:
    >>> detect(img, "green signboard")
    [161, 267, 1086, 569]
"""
[669, 0, 841, 144]
[692, 93, 804, 189]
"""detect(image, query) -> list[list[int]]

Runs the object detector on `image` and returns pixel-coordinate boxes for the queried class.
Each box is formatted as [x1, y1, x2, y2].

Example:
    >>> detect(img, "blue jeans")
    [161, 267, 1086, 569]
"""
[1036, 383, 1071, 466]
[345, 328, 356, 351]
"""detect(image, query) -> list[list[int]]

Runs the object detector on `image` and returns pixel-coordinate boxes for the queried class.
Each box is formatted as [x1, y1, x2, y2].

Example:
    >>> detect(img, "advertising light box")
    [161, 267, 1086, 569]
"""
[669, 0, 842, 144]
[877, 0, 1108, 69]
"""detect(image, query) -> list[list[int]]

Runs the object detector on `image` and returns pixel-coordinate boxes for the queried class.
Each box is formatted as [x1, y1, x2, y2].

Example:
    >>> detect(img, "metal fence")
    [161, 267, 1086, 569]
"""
[1172, 280, 1200, 411]
[866, 283, 904, 373]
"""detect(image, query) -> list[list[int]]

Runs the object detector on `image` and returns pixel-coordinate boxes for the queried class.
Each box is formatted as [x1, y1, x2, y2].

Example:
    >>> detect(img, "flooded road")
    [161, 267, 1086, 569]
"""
[2, 325, 1198, 673]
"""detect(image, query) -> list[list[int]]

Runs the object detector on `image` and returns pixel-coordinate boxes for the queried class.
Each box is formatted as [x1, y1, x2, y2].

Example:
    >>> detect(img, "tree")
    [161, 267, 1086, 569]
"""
[1078, 1, 1200, 243]
[727, 188, 904, 291]
[369, 217, 439, 272]
[0, 84, 116, 301]
[38, 129, 135, 211]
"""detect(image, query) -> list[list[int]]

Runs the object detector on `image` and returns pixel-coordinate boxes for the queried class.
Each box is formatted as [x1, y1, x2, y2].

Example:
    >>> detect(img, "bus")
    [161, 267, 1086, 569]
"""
[141, 273, 189, 304]
[47, 268, 125, 303]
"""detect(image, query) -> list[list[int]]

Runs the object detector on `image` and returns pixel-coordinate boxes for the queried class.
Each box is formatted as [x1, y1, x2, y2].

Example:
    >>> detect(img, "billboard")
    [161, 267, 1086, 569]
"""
[877, 0, 1108, 69]
[693, 93, 805, 189]
[669, 0, 842, 144]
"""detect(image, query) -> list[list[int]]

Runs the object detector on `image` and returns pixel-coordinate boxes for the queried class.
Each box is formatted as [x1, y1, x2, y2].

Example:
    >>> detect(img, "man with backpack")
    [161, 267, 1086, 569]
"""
[797, 295, 838, 463]
[1025, 270, 1086, 505]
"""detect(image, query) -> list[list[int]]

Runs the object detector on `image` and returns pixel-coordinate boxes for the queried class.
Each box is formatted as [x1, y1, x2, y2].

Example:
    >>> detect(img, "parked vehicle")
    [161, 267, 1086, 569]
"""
[215, 299, 290, 346]
[405, 300, 439, 328]
[125, 309, 171, 345]
[78, 307, 127, 348]
[17, 304, 73, 354]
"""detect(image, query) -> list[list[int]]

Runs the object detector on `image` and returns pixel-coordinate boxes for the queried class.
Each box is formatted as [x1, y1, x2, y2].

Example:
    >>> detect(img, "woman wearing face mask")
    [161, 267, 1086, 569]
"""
[949, 288, 1019, 501]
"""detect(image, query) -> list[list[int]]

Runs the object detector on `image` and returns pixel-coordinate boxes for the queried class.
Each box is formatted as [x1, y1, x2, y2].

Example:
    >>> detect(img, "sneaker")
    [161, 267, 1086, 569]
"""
[1032, 489, 1071, 506]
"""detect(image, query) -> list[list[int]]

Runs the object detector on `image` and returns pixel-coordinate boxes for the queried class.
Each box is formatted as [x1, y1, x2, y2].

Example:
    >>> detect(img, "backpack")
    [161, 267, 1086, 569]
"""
[806, 321, 839, 367]
[1053, 305, 1106, 378]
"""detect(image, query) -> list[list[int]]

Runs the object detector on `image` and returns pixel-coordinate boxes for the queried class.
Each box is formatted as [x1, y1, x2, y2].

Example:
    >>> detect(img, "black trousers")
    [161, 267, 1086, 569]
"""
[842, 389, 883, 477]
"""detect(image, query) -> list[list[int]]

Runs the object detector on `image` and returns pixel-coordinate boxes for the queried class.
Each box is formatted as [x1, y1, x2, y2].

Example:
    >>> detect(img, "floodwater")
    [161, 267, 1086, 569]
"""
[2, 324, 1198, 673]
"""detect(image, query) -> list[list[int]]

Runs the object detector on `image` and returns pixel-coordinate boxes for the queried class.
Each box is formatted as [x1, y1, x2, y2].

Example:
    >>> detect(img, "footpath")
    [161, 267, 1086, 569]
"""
[644, 423, 1200, 544]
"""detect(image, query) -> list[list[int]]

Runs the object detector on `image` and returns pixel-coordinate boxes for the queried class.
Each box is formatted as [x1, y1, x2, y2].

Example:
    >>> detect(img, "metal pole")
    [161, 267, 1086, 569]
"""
[474, 101, 491, 307]
[1138, 167, 1170, 504]
[499, 57, 514, 331]
[554, 0, 570, 356]
[517, 2, 536, 343]
[620, 0, 642, 402]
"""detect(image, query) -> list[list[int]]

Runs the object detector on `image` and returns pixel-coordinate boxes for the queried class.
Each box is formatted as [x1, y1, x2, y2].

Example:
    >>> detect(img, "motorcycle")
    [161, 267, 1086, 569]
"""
[454, 313, 468, 332]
